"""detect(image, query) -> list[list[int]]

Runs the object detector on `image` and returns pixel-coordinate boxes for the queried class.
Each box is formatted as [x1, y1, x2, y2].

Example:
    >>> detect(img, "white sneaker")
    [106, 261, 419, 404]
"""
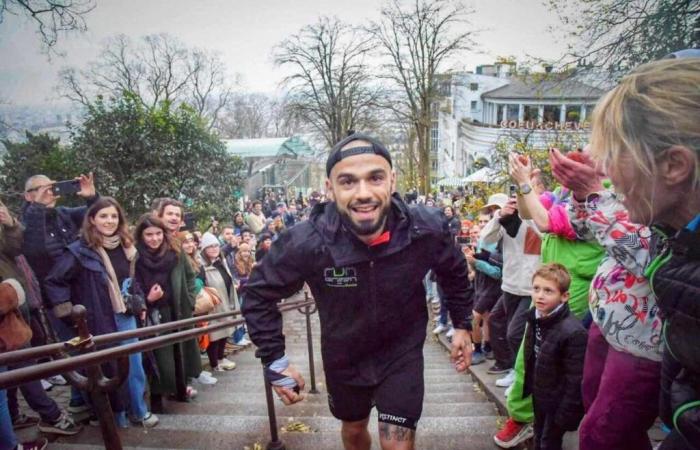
[431, 297, 441, 304]
[40, 379, 53, 391]
[432, 323, 448, 334]
[496, 370, 515, 388]
[47, 375, 67, 386]
[236, 338, 252, 346]
[445, 327, 455, 338]
[200, 370, 212, 377]
[196, 372, 218, 385]
[219, 359, 237, 371]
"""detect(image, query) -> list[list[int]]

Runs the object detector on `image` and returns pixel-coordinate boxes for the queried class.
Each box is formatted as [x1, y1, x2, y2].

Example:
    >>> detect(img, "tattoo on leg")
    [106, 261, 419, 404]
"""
[378, 423, 416, 442]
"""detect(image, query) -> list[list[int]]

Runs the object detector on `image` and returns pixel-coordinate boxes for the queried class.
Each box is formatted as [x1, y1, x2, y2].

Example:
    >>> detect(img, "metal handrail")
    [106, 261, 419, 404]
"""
[0, 294, 318, 450]
[0, 298, 313, 367]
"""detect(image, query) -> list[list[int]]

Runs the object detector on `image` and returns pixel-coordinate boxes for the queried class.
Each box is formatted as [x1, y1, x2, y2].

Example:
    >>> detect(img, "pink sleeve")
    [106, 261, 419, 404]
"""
[548, 204, 576, 240]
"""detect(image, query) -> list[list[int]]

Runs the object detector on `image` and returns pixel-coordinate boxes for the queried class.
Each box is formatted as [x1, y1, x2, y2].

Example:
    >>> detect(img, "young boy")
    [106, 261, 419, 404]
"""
[522, 263, 587, 450]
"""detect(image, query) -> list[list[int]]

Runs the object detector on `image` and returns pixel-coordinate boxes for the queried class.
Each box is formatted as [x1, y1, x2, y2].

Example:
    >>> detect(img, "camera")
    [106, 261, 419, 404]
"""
[509, 184, 518, 197]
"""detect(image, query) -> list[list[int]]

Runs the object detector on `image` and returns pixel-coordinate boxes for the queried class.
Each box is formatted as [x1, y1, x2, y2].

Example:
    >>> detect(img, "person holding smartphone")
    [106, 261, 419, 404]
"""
[19, 172, 98, 416]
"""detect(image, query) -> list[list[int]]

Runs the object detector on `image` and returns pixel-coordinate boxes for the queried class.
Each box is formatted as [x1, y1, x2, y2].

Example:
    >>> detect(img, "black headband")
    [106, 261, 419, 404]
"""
[326, 132, 392, 176]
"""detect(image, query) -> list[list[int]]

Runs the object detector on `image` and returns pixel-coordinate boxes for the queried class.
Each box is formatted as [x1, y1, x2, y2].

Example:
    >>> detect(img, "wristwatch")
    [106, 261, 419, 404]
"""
[517, 183, 532, 195]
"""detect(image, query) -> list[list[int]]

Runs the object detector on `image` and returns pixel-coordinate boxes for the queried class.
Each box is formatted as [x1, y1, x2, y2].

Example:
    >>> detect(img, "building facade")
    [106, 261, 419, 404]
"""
[431, 63, 605, 186]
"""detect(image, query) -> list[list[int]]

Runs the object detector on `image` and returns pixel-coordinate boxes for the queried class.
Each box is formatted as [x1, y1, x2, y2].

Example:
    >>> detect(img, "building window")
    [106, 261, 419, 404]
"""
[523, 105, 539, 122]
[566, 105, 581, 123]
[431, 122, 439, 153]
[431, 159, 438, 171]
[431, 103, 439, 120]
[497, 104, 505, 123]
[585, 104, 596, 121]
[543, 105, 561, 123]
[470, 101, 478, 112]
[506, 104, 519, 121]
[470, 82, 478, 91]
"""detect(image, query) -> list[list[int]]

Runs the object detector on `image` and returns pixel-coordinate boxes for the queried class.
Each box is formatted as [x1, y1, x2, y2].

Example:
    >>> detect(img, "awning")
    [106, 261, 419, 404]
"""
[463, 167, 502, 183]
[436, 176, 467, 187]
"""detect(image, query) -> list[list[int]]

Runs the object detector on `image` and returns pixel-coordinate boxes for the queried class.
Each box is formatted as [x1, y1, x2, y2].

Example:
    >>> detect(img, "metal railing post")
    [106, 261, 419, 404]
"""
[303, 292, 319, 394]
[70, 305, 127, 450]
[263, 366, 286, 450]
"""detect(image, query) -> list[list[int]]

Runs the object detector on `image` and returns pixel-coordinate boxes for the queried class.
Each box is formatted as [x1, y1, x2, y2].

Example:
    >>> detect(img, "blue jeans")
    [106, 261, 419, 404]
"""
[424, 272, 435, 299]
[437, 285, 449, 326]
[0, 367, 18, 450]
[114, 313, 148, 420]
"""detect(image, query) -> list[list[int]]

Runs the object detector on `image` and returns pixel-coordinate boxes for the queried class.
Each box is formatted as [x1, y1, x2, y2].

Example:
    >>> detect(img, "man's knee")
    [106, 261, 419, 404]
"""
[378, 422, 415, 450]
[342, 418, 370, 436]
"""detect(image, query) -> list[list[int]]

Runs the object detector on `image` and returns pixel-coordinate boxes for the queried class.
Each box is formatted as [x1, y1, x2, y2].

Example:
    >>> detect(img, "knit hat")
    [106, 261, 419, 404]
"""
[199, 232, 219, 249]
[326, 132, 392, 176]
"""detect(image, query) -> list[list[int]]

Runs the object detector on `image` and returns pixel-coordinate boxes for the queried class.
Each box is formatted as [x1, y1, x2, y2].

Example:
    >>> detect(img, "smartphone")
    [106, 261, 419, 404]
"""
[456, 236, 471, 246]
[52, 179, 81, 196]
[509, 184, 518, 197]
[183, 212, 196, 231]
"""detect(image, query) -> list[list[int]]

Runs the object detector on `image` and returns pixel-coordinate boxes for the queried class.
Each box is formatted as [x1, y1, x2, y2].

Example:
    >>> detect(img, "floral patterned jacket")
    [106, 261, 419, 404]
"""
[569, 191, 662, 362]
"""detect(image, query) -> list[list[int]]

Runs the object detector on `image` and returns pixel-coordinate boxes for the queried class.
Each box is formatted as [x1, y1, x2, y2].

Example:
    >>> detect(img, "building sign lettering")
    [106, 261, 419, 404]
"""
[499, 120, 591, 131]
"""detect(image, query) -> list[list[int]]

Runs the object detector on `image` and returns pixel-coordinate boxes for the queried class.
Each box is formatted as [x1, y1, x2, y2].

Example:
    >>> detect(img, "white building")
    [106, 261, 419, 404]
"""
[431, 64, 605, 186]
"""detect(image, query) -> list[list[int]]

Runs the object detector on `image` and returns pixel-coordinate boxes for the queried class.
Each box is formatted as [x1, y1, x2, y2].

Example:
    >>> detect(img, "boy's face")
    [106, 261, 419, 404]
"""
[532, 276, 569, 316]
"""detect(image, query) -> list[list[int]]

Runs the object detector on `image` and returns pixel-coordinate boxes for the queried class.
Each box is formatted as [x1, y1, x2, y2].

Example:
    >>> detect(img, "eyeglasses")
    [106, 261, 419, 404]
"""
[25, 184, 53, 193]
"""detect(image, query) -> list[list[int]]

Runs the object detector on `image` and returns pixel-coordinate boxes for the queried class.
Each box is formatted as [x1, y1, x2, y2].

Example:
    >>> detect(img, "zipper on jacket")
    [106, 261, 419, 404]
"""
[368, 259, 378, 384]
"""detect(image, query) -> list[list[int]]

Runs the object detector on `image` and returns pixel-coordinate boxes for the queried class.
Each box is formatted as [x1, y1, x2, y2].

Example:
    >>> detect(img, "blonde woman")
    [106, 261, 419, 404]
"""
[550, 58, 700, 450]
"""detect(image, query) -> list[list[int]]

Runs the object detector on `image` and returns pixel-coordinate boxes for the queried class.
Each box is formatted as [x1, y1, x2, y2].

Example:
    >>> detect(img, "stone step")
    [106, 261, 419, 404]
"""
[56, 415, 501, 450]
[162, 400, 498, 418]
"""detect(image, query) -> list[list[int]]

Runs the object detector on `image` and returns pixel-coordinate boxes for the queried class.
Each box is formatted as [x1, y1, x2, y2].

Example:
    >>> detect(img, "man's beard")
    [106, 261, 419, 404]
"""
[337, 201, 390, 236]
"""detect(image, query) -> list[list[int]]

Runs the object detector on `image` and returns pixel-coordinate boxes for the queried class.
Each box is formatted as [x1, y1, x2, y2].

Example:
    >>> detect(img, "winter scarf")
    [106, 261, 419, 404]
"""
[96, 234, 136, 314]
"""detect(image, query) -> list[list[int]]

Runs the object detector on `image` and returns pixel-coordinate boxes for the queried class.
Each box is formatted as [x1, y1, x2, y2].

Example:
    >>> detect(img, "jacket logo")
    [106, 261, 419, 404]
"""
[324, 267, 358, 288]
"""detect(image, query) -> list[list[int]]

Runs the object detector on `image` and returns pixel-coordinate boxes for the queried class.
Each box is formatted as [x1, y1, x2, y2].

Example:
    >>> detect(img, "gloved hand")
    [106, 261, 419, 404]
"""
[264, 355, 305, 405]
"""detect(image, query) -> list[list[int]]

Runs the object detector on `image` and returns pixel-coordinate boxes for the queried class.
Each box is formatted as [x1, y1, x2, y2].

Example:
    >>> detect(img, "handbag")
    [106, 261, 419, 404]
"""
[194, 287, 222, 316]
[122, 259, 146, 317]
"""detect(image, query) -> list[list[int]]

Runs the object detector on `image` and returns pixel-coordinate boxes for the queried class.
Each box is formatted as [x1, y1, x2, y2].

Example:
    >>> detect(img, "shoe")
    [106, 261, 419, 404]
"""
[47, 375, 68, 386]
[213, 365, 226, 372]
[471, 350, 486, 366]
[493, 418, 533, 448]
[196, 371, 218, 385]
[432, 323, 448, 334]
[38, 411, 83, 436]
[13, 413, 40, 430]
[487, 363, 511, 375]
[201, 370, 212, 377]
[431, 297, 441, 304]
[67, 401, 91, 415]
[505, 383, 514, 399]
[132, 412, 159, 428]
[495, 370, 515, 388]
[236, 338, 252, 346]
[219, 359, 237, 371]
[445, 327, 455, 338]
[16, 438, 48, 450]
[40, 379, 52, 391]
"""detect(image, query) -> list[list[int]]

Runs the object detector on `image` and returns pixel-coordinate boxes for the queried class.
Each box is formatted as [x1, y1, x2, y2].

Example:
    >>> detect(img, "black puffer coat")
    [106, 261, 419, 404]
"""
[522, 303, 587, 431]
[242, 194, 473, 385]
[650, 222, 700, 448]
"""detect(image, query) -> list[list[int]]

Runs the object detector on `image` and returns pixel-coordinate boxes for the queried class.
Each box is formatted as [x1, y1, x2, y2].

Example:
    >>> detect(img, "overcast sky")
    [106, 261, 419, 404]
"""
[0, 0, 568, 106]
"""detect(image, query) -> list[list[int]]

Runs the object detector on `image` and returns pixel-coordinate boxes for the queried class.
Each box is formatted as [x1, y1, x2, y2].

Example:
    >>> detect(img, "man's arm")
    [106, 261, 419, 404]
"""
[480, 214, 503, 245]
[242, 229, 307, 364]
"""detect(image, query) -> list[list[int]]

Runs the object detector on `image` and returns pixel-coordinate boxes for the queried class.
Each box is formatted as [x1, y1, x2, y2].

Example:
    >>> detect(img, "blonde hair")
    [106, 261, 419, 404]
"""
[532, 263, 571, 294]
[590, 58, 700, 212]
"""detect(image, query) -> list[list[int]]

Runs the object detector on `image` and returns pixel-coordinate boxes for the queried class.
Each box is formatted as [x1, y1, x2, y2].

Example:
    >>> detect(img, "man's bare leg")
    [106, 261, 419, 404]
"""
[378, 422, 416, 450]
[341, 418, 371, 450]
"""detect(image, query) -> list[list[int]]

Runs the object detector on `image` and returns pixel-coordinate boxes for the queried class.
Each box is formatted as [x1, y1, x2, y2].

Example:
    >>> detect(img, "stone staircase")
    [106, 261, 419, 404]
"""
[43, 298, 502, 450]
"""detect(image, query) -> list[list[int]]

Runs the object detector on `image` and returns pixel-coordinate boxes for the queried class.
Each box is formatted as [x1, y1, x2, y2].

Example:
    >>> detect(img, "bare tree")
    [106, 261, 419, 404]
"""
[58, 33, 236, 129]
[274, 16, 383, 149]
[0, 0, 95, 51]
[368, 0, 476, 194]
[547, 0, 699, 77]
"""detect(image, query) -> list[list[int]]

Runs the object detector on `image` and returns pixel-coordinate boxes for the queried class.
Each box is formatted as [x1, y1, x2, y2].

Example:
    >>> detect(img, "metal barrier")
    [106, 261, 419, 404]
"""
[0, 293, 318, 450]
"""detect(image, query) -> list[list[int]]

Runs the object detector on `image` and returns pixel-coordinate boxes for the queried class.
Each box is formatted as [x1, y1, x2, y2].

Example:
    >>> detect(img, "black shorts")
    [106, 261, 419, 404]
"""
[325, 357, 424, 430]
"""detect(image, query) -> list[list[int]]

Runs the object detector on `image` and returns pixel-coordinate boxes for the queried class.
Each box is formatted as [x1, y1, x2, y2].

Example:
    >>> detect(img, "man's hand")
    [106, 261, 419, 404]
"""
[77, 172, 96, 198]
[500, 199, 518, 218]
[450, 329, 472, 373]
[549, 148, 604, 200]
[272, 364, 306, 405]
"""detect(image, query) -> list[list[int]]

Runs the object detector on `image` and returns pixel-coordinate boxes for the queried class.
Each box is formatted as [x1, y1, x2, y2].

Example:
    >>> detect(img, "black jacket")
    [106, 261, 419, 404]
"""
[522, 303, 587, 431]
[242, 194, 473, 385]
[651, 223, 700, 447]
[20, 197, 98, 287]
